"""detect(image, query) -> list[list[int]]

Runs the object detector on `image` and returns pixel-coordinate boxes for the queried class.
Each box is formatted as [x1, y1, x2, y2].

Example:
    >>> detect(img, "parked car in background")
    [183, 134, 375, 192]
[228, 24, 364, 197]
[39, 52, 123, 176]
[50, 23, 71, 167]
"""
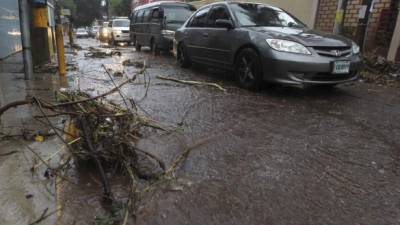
[174, 2, 362, 90]
[130, 1, 196, 54]
[76, 27, 89, 38]
[108, 18, 130, 45]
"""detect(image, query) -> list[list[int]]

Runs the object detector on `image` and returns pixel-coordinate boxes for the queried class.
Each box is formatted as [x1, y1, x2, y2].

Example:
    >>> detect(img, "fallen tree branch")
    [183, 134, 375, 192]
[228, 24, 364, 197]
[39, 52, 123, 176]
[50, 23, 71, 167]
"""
[0, 98, 34, 118]
[28, 208, 60, 225]
[156, 75, 227, 92]
[0, 151, 18, 157]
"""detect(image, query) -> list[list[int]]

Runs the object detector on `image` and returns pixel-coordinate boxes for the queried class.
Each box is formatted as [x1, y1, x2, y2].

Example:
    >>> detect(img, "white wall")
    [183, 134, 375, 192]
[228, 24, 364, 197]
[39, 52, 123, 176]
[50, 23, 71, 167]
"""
[259, 0, 319, 28]
[192, 0, 320, 28]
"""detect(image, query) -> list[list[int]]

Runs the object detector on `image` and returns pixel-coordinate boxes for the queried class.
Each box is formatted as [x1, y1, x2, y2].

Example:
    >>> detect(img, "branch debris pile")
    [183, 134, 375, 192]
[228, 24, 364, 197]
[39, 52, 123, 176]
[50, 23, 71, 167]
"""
[0, 65, 193, 224]
[362, 55, 400, 87]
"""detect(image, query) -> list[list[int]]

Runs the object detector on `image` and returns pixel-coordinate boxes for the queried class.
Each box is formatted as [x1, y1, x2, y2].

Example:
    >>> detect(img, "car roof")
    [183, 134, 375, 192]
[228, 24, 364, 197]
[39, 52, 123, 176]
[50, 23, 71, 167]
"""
[112, 18, 129, 21]
[198, 1, 281, 10]
[134, 1, 194, 11]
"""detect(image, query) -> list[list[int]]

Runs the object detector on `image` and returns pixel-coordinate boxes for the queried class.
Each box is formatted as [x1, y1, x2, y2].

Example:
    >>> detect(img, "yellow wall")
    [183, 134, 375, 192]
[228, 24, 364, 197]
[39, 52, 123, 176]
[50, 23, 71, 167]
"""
[191, 0, 319, 28]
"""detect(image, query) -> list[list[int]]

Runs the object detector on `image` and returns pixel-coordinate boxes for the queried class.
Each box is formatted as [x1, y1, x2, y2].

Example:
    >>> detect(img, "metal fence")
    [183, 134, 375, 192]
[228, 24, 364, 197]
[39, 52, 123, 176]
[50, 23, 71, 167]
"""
[0, 0, 22, 59]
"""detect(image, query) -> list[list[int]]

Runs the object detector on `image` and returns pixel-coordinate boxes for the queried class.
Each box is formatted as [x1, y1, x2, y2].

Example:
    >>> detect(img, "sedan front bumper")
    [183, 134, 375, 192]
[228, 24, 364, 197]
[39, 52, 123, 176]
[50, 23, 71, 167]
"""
[113, 33, 130, 42]
[261, 50, 362, 85]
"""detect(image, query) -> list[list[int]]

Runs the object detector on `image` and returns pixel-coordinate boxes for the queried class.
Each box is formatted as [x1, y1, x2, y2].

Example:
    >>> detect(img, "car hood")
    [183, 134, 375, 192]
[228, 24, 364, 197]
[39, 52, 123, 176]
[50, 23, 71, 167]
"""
[247, 27, 352, 47]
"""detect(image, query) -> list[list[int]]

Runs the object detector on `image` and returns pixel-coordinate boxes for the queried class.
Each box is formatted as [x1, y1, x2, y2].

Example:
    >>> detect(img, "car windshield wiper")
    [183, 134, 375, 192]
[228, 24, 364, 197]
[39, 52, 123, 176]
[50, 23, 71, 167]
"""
[167, 20, 183, 24]
[241, 25, 265, 27]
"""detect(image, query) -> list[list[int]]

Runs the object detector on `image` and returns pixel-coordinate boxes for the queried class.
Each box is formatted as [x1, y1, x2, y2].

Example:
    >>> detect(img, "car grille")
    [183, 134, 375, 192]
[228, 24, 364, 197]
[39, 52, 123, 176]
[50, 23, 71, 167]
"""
[313, 46, 352, 57]
[122, 30, 129, 33]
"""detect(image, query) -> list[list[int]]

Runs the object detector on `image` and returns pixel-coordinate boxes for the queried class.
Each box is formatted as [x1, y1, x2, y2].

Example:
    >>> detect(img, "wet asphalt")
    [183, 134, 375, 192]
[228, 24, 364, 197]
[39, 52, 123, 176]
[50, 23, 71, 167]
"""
[60, 38, 400, 225]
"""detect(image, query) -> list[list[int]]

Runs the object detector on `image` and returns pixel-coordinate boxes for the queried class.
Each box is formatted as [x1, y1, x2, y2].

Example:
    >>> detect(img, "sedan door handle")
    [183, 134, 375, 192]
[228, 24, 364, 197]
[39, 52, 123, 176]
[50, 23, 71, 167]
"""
[202, 33, 209, 38]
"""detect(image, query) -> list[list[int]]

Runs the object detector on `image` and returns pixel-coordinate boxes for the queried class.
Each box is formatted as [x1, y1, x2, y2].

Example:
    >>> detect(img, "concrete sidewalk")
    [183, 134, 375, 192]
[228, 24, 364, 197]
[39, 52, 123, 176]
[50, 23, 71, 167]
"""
[0, 53, 68, 225]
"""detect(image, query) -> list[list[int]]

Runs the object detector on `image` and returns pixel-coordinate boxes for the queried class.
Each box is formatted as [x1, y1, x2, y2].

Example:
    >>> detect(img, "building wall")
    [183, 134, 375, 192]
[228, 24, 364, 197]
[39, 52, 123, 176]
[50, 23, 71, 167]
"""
[0, 0, 22, 59]
[315, 0, 397, 53]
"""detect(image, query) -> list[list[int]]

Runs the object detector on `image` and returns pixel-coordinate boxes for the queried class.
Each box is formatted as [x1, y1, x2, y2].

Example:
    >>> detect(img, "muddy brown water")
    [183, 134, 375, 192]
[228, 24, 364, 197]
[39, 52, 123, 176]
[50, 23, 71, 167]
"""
[58, 39, 400, 225]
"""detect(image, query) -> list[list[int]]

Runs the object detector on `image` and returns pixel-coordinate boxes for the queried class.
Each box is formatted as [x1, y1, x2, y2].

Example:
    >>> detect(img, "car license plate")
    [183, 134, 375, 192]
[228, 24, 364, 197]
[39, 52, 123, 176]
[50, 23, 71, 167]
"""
[332, 61, 350, 74]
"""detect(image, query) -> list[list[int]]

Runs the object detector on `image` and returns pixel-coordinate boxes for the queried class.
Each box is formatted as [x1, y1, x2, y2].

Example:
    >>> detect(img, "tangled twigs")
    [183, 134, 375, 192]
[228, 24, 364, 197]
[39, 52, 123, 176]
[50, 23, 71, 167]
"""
[0, 72, 142, 119]
[55, 75, 137, 108]
[156, 75, 227, 92]
[0, 63, 204, 223]
[80, 116, 113, 202]
[102, 64, 133, 112]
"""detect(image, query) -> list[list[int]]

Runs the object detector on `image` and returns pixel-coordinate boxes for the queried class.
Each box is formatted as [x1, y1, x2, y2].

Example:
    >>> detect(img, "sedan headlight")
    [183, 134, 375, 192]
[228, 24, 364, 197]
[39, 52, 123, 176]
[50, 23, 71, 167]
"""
[113, 30, 122, 34]
[352, 42, 360, 54]
[161, 30, 175, 38]
[266, 39, 311, 55]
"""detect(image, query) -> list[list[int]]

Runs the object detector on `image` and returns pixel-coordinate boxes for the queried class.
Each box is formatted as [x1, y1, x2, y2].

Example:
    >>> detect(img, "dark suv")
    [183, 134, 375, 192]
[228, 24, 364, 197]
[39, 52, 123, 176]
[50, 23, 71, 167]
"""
[174, 2, 362, 90]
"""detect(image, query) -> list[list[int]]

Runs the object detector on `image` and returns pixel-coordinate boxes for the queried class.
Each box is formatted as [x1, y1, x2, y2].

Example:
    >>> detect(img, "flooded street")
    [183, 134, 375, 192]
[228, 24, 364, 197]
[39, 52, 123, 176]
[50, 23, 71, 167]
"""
[58, 38, 400, 225]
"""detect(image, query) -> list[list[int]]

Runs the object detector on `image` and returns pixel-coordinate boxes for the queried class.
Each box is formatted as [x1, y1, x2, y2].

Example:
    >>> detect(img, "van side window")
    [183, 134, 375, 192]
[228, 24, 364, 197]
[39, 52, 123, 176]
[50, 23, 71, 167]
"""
[188, 7, 210, 27]
[208, 5, 231, 27]
[143, 9, 150, 22]
[151, 8, 160, 23]
[133, 11, 139, 23]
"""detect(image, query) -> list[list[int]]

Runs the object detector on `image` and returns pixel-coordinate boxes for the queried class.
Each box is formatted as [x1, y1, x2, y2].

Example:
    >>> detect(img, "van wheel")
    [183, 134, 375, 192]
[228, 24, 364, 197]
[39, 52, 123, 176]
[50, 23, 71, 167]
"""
[135, 41, 141, 52]
[177, 43, 191, 68]
[151, 40, 160, 56]
[235, 48, 263, 91]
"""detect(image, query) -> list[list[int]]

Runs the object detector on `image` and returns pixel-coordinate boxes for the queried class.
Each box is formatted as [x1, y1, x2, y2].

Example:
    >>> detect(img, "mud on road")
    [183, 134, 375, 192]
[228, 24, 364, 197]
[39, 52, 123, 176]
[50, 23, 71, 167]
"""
[59, 38, 400, 225]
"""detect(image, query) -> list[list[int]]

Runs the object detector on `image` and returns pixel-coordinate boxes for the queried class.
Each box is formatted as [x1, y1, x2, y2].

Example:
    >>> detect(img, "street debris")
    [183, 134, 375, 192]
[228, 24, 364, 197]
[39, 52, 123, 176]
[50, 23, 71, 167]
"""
[66, 63, 78, 71]
[0, 63, 196, 224]
[84, 47, 122, 58]
[122, 59, 146, 68]
[34, 63, 58, 74]
[157, 75, 227, 92]
[70, 43, 83, 50]
[362, 55, 400, 87]
[103, 64, 125, 77]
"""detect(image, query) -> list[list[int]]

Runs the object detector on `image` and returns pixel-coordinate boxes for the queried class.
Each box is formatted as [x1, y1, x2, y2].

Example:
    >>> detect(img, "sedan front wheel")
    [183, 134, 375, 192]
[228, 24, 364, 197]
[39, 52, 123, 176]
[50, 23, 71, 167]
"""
[235, 48, 263, 91]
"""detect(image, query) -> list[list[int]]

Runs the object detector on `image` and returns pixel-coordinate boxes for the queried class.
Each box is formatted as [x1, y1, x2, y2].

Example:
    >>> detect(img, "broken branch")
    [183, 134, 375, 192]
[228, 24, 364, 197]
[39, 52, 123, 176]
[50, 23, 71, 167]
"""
[156, 75, 227, 92]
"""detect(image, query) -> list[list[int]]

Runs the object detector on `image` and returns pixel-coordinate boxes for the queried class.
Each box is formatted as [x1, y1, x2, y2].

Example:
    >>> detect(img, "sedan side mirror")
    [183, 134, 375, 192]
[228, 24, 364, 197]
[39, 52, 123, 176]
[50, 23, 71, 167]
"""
[215, 19, 234, 29]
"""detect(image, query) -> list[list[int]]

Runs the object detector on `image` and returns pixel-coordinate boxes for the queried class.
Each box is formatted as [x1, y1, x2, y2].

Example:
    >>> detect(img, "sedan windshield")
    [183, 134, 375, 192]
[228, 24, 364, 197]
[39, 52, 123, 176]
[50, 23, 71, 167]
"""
[164, 6, 196, 23]
[230, 3, 306, 28]
[113, 20, 130, 27]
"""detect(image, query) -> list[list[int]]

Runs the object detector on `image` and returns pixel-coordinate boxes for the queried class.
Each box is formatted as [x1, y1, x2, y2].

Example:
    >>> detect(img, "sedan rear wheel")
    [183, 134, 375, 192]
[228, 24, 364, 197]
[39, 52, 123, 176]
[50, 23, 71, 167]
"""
[177, 43, 191, 68]
[151, 40, 160, 56]
[135, 41, 141, 52]
[235, 48, 263, 90]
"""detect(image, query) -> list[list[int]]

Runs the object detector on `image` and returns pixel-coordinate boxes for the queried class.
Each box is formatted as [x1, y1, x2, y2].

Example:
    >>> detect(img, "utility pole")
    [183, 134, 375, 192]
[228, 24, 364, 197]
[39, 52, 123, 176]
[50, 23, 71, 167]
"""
[333, 0, 349, 34]
[18, 0, 33, 80]
[55, 1, 66, 76]
[105, 0, 110, 20]
[357, 0, 374, 50]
